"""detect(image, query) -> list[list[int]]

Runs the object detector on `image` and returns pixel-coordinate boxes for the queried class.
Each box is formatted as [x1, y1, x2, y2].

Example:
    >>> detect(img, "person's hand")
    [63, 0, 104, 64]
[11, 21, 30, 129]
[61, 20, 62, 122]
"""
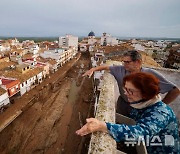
[76, 118, 107, 136]
[82, 68, 94, 78]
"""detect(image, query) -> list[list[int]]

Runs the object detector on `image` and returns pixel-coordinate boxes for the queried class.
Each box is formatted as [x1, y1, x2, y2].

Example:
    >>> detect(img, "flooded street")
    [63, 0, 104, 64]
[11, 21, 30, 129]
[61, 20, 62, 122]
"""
[0, 53, 94, 154]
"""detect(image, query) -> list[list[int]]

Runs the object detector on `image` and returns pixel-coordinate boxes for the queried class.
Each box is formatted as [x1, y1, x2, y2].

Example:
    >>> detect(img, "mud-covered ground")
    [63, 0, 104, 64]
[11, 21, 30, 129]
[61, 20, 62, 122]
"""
[0, 53, 94, 154]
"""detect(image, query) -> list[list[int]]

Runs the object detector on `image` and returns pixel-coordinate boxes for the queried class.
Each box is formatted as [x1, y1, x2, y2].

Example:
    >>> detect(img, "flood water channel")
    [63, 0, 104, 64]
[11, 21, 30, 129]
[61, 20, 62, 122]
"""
[0, 53, 94, 154]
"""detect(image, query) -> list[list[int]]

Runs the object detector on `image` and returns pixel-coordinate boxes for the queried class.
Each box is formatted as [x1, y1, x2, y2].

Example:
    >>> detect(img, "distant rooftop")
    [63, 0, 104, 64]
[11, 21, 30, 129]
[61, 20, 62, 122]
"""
[88, 31, 95, 37]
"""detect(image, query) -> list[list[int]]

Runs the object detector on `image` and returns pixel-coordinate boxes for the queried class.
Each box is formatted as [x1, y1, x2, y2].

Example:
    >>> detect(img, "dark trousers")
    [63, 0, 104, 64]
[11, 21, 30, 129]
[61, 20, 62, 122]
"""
[116, 96, 132, 117]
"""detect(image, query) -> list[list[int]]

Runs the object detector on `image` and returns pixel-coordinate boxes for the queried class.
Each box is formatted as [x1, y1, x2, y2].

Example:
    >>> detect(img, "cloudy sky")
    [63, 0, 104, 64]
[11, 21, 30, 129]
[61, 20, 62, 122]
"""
[0, 0, 180, 38]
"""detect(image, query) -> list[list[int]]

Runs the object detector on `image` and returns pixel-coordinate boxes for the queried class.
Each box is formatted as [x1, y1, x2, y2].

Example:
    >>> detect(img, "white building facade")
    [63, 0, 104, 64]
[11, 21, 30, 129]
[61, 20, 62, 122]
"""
[59, 35, 78, 50]
[0, 90, 10, 108]
[100, 33, 118, 46]
[0, 80, 10, 107]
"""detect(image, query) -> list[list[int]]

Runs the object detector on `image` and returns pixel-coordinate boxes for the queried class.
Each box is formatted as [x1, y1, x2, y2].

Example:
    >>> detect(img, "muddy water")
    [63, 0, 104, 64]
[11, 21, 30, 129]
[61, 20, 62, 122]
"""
[55, 79, 83, 153]
[44, 68, 92, 154]
[62, 66, 93, 153]
[0, 54, 93, 154]
[44, 61, 93, 153]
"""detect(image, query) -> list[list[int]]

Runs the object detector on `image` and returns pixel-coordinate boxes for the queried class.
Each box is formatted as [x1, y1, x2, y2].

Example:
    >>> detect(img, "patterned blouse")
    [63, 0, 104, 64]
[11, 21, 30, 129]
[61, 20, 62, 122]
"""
[106, 101, 180, 154]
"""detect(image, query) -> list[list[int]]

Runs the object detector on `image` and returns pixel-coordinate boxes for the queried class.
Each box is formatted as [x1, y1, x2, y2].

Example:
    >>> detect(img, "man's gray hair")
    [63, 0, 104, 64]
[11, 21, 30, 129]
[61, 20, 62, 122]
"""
[123, 50, 142, 61]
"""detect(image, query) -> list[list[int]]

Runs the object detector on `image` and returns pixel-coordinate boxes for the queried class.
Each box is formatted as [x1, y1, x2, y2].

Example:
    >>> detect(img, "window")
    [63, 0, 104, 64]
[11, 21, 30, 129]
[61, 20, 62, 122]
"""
[11, 88, 15, 93]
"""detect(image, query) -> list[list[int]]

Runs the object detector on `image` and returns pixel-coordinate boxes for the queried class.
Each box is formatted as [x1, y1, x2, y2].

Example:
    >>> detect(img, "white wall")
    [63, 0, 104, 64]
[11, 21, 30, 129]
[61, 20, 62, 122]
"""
[88, 38, 96, 45]
[40, 51, 61, 60]
[132, 44, 145, 51]
[101, 34, 118, 46]
[67, 36, 78, 48]
[20, 74, 41, 96]
[59, 35, 78, 49]
[37, 72, 43, 83]
[0, 92, 10, 107]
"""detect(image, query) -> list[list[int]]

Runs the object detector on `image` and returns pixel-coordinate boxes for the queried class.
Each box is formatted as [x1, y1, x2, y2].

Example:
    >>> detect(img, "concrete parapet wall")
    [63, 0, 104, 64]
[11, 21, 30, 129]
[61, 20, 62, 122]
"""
[88, 73, 117, 154]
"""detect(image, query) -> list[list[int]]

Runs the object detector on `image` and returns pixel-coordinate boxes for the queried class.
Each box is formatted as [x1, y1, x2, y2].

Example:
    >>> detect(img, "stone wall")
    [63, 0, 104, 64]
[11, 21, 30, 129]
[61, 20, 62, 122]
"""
[88, 73, 117, 154]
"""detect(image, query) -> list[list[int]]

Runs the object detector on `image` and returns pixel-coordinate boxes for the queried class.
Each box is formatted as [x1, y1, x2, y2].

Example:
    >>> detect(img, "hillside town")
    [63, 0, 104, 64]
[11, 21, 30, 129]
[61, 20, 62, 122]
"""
[0, 32, 179, 153]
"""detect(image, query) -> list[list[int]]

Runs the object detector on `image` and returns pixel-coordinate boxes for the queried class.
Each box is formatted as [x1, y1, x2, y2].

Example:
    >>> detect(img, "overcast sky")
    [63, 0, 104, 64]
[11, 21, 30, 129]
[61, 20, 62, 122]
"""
[0, 0, 180, 38]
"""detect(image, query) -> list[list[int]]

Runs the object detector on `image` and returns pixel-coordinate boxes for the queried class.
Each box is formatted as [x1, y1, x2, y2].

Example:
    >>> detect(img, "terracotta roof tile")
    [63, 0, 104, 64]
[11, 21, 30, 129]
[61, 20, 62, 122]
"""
[0, 67, 43, 83]
[0, 61, 16, 70]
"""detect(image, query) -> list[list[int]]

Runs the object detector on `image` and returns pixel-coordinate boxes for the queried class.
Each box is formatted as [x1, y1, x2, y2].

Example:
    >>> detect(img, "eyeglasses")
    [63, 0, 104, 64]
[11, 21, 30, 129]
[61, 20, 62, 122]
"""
[122, 60, 133, 64]
[123, 87, 140, 95]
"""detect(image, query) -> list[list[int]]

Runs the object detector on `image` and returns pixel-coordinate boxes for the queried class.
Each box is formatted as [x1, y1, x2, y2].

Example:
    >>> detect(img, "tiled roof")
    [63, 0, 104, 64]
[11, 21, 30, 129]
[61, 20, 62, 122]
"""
[0, 77, 20, 89]
[0, 67, 43, 83]
[47, 59, 57, 65]
[10, 49, 24, 54]
[22, 53, 34, 59]
[36, 56, 48, 63]
[36, 56, 57, 65]
[16, 64, 29, 69]
[0, 78, 14, 85]
[98, 44, 133, 53]
[0, 61, 17, 70]
[0, 57, 10, 63]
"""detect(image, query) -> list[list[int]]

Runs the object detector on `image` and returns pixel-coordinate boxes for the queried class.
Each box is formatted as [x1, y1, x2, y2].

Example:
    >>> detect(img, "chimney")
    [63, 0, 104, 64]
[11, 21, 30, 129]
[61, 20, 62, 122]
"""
[18, 58, 23, 64]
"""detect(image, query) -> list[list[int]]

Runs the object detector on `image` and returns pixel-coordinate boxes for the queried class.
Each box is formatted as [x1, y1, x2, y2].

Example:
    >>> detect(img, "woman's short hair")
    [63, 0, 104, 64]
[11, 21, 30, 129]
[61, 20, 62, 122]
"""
[123, 50, 142, 61]
[123, 72, 160, 100]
